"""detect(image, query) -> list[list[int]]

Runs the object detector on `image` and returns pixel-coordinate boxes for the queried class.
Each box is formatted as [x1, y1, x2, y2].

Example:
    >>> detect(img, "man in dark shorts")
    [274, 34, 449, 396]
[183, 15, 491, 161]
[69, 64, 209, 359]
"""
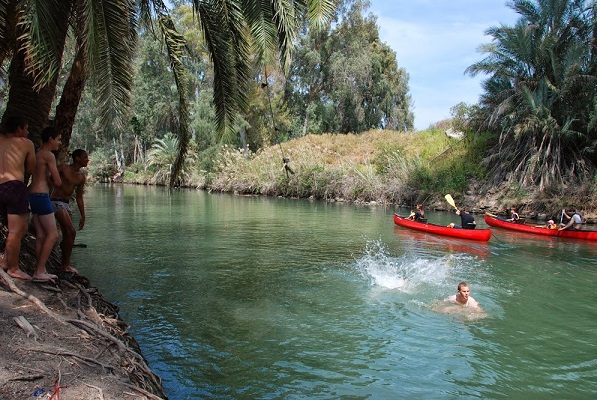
[0, 116, 36, 280]
[51, 149, 89, 274]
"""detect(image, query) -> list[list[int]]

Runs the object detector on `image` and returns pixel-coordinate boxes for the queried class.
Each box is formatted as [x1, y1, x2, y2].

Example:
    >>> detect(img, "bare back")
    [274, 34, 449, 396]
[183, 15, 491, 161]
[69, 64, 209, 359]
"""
[29, 149, 61, 193]
[0, 134, 35, 183]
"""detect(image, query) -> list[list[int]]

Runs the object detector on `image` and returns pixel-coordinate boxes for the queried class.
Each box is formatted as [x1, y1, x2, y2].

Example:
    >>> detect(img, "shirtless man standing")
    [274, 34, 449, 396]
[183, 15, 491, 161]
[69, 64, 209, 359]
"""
[0, 116, 36, 280]
[28, 127, 62, 282]
[51, 149, 88, 274]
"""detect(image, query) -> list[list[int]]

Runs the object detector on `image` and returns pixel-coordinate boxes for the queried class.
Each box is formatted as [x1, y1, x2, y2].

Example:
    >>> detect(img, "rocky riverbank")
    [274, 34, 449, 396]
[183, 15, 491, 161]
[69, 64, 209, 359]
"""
[0, 228, 167, 400]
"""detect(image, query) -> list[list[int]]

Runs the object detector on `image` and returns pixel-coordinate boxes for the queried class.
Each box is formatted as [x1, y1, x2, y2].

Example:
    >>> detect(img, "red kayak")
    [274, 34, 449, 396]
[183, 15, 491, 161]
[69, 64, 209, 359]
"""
[484, 213, 597, 241]
[393, 214, 492, 241]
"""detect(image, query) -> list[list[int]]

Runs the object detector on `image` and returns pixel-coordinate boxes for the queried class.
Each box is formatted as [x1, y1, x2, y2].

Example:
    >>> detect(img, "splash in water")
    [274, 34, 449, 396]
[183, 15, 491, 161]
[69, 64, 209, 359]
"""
[354, 240, 480, 294]
[352, 240, 494, 319]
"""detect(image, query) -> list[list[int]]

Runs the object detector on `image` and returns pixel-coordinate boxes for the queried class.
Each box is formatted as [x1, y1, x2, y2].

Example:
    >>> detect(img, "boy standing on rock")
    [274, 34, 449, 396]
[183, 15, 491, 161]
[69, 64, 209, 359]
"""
[28, 127, 62, 282]
[0, 116, 36, 280]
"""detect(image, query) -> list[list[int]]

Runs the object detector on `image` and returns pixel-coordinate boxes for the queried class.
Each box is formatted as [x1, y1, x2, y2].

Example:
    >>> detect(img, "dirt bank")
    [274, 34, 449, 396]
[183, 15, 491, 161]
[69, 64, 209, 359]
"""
[0, 228, 167, 400]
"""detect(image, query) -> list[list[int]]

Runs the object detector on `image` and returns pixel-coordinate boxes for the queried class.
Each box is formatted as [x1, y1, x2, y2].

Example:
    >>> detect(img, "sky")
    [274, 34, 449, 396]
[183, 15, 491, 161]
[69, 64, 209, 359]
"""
[368, 0, 519, 130]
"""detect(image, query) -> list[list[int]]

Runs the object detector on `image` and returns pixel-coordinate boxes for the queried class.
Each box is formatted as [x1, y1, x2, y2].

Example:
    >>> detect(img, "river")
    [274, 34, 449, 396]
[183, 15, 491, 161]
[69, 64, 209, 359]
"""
[73, 184, 597, 399]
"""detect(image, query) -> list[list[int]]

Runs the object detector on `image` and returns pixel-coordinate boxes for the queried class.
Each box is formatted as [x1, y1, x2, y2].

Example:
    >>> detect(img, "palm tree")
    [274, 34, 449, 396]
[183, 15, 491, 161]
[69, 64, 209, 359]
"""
[0, 0, 136, 150]
[0, 0, 334, 186]
[147, 132, 196, 184]
[466, 0, 597, 190]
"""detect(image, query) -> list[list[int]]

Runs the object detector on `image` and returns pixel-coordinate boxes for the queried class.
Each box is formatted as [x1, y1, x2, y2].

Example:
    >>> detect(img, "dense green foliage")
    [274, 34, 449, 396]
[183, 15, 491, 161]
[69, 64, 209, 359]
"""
[3, 0, 595, 204]
[285, 0, 414, 135]
[0, 0, 335, 186]
[120, 129, 485, 207]
[69, 0, 414, 185]
[466, 0, 597, 190]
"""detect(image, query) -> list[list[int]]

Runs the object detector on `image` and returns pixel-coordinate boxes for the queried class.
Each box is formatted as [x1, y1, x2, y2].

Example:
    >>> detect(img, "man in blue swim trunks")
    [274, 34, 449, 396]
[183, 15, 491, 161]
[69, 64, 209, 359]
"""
[28, 127, 63, 282]
[0, 116, 36, 280]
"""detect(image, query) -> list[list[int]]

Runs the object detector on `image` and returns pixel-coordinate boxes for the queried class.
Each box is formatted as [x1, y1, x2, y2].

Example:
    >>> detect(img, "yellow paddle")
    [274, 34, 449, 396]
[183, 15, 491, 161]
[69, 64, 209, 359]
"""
[445, 194, 458, 210]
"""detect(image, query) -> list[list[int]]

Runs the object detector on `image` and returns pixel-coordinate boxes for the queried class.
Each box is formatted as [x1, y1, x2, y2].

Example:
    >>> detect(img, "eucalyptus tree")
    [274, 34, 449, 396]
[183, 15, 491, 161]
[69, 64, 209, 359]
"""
[286, 0, 413, 135]
[0, 0, 334, 186]
[466, 0, 597, 190]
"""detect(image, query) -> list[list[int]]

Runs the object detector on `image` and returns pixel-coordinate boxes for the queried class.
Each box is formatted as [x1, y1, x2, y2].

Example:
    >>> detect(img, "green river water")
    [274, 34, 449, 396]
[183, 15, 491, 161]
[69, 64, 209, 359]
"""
[72, 184, 597, 399]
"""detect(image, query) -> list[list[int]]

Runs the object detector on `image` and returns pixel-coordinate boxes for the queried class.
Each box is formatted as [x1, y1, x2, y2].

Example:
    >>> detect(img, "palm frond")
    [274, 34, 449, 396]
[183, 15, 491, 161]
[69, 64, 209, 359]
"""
[19, 0, 70, 88]
[86, 0, 137, 132]
[155, 11, 191, 188]
[0, 0, 8, 57]
[469, 0, 597, 189]
[194, 0, 251, 135]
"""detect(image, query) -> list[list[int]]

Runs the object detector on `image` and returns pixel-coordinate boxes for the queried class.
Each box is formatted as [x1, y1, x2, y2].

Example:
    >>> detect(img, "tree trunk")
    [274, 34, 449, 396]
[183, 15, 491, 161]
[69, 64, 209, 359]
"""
[302, 106, 310, 137]
[1, 2, 72, 146]
[240, 126, 249, 158]
[2, 49, 59, 147]
[0, 0, 19, 67]
[54, 41, 88, 163]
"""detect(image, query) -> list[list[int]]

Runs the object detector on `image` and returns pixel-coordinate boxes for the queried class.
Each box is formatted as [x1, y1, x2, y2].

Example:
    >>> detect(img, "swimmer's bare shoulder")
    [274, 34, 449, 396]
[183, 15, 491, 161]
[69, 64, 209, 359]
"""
[466, 296, 480, 308]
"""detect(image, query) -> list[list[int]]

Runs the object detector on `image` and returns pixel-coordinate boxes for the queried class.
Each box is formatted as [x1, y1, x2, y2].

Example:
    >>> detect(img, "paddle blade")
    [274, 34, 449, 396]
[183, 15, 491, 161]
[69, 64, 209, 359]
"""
[445, 194, 457, 210]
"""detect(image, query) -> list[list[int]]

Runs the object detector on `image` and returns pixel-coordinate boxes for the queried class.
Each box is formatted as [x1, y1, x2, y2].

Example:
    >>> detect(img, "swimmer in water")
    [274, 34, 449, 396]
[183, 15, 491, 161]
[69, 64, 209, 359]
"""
[447, 281, 480, 308]
[433, 281, 485, 318]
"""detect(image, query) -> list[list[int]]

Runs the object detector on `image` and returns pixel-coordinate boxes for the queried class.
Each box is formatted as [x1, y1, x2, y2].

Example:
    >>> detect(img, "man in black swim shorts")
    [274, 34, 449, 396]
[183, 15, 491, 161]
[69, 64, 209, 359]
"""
[0, 116, 36, 280]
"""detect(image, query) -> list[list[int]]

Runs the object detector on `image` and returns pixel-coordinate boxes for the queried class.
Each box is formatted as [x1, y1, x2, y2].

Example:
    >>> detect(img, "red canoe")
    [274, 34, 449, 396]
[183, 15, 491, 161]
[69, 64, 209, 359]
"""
[393, 214, 492, 241]
[484, 213, 597, 241]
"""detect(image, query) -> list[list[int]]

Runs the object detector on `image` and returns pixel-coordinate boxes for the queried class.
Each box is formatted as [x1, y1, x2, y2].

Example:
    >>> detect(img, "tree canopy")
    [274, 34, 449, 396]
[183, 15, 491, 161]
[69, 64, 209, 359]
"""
[285, 0, 413, 135]
[0, 0, 335, 186]
[64, 0, 414, 186]
[466, 0, 597, 190]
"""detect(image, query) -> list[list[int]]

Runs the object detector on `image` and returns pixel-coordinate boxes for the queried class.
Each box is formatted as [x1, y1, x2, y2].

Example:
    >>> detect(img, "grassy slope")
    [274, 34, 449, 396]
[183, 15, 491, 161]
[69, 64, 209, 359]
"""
[204, 129, 482, 207]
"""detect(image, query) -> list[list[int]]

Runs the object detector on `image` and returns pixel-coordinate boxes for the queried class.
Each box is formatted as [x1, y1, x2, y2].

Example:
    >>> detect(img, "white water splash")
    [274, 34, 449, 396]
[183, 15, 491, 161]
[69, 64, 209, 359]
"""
[354, 240, 475, 293]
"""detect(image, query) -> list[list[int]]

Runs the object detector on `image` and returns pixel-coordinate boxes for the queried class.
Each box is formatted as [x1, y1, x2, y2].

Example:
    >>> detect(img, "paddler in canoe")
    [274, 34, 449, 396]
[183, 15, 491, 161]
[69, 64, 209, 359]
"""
[407, 203, 426, 222]
[559, 208, 583, 231]
[447, 207, 477, 229]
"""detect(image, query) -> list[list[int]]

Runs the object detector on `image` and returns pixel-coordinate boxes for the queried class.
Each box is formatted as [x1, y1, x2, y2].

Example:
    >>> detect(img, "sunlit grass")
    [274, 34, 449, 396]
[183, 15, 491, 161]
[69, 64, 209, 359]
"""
[119, 128, 487, 204]
[191, 129, 486, 204]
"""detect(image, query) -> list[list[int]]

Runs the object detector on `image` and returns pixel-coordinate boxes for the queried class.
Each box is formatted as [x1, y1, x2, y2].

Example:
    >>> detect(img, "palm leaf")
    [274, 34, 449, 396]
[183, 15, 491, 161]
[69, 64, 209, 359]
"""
[18, 0, 70, 88]
[86, 0, 137, 132]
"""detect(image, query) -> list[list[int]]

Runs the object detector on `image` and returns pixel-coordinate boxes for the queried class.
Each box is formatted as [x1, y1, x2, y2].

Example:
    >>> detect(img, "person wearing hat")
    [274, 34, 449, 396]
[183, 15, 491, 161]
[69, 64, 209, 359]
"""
[546, 219, 557, 229]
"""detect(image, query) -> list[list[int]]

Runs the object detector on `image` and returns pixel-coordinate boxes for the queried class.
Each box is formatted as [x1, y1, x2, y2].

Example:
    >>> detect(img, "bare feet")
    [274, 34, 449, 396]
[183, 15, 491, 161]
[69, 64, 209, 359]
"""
[32, 272, 58, 282]
[62, 265, 79, 275]
[7, 269, 32, 281]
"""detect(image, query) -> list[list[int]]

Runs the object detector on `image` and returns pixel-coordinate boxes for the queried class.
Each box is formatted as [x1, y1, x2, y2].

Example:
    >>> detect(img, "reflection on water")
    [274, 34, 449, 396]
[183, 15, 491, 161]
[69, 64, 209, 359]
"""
[74, 185, 597, 399]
